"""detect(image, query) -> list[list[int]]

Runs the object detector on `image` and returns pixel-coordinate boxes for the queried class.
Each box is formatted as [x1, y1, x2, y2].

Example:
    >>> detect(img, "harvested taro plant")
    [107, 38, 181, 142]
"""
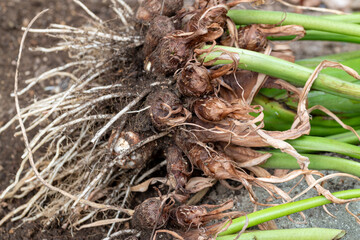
[2, 0, 360, 239]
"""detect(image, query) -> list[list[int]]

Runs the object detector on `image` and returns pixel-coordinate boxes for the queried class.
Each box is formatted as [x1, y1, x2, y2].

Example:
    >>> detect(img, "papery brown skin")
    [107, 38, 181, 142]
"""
[260, 24, 305, 41]
[191, 116, 310, 147]
[270, 43, 296, 62]
[132, 197, 171, 230]
[235, 24, 305, 52]
[166, 145, 190, 192]
[237, 24, 268, 51]
[193, 96, 260, 122]
[136, 0, 183, 21]
[221, 70, 259, 103]
[143, 16, 175, 57]
[219, 142, 270, 164]
[175, 131, 256, 183]
[172, 200, 238, 231]
[184, 177, 216, 194]
[193, 97, 234, 122]
[149, 90, 191, 130]
[173, 205, 208, 228]
[184, 4, 228, 32]
[146, 32, 195, 75]
[146, 4, 229, 75]
[176, 62, 213, 97]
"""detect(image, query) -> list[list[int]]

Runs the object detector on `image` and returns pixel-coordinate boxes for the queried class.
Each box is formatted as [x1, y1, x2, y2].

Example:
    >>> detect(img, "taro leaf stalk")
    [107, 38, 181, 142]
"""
[227, 10, 360, 38]
[217, 228, 345, 240]
[296, 50, 360, 68]
[260, 151, 360, 177]
[253, 94, 360, 131]
[285, 136, 360, 159]
[217, 189, 360, 236]
[268, 30, 360, 44]
[199, 45, 360, 100]
[327, 129, 360, 144]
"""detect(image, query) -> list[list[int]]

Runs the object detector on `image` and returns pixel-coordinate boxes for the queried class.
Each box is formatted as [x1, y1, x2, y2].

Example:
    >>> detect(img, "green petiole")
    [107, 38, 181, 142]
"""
[327, 129, 360, 144]
[298, 58, 360, 84]
[285, 91, 360, 114]
[309, 126, 352, 136]
[296, 50, 360, 68]
[217, 228, 345, 240]
[260, 88, 360, 115]
[254, 94, 360, 127]
[286, 136, 360, 159]
[227, 10, 360, 38]
[320, 13, 360, 24]
[260, 151, 360, 177]
[268, 30, 360, 44]
[217, 189, 360, 236]
[201, 45, 360, 100]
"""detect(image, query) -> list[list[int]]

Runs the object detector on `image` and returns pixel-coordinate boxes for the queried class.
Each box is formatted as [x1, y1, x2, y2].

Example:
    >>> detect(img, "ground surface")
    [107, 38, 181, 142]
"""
[0, 1, 359, 239]
[0, 1, 108, 239]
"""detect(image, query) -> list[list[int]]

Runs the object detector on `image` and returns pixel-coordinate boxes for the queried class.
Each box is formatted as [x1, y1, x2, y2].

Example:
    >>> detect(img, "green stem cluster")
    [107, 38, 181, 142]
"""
[228, 10, 360, 37]
[286, 136, 360, 159]
[201, 45, 360, 100]
[268, 30, 360, 44]
[217, 228, 345, 240]
[261, 151, 360, 177]
[218, 189, 360, 236]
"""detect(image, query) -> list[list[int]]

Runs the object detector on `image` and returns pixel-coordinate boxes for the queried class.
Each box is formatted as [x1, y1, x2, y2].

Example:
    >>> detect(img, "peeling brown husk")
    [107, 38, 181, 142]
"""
[149, 90, 191, 130]
[183, 4, 228, 32]
[223, 24, 305, 52]
[172, 200, 238, 229]
[166, 145, 191, 193]
[143, 16, 175, 57]
[146, 4, 229, 75]
[177, 61, 213, 97]
[146, 32, 196, 75]
[136, 0, 183, 21]
[132, 197, 174, 230]
[237, 24, 268, 51]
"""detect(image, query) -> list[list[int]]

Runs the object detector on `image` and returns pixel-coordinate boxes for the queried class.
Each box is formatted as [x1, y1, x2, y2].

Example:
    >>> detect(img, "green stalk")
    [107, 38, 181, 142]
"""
[269, 30, 360, 43]
[255, 94, 360, 126]
[227, 10, 360, 37]
[262, 119, 353, 136]
[285, 91, 360, 114]
[261, 88, 360, 115]
[311, 116, 360, 127]
[217, 228, 345, 240]
[327, 129, 360, 144]
[321, 13, 360, 23]
[218, 189, 360, 236]
[253, 95, 295, 122]
[262, 57, 360, 115]
[259, 88, 288, 99]
[286, 136, 360, 159]
[201, 45, 360, 100]
[260, 151, 360, 177]
[305, 58, 360, 83]
[296, 50, 360, 68]
[309, 126, 352, 137]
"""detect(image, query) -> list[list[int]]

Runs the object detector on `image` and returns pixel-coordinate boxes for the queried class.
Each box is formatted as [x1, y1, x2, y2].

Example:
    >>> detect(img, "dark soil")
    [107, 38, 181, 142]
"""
[0, 0, 110, 239]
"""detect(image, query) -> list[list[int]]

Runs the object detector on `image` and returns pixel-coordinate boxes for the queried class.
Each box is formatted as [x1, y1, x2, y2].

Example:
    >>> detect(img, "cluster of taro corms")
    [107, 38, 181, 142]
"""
[128, 0, 313, 239]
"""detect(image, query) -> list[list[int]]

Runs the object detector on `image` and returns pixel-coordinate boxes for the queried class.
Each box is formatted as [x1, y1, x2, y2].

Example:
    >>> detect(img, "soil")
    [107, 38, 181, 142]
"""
[0, 1, 359, 239]
[0, 1, 111, 239]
